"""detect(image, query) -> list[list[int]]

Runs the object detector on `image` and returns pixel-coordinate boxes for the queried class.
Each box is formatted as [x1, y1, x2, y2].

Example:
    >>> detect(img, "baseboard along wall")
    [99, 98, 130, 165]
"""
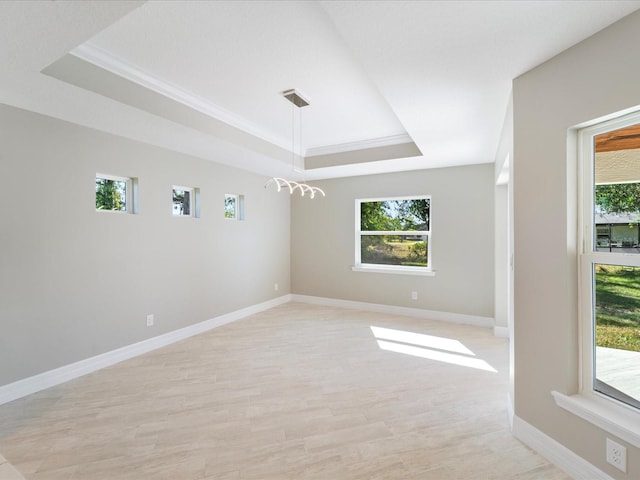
[0, 294, 609, 479]
[512, 415, 613, 480]
[1, 294, 495, 406]
[291, 294, 494, 329]
[0, 295, 292, 406]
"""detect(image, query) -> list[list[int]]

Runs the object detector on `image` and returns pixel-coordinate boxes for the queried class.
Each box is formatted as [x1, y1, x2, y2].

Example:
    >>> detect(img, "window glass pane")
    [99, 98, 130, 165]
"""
[173, 188, 191, 216]
[594, 124, 640, 253]
[225, 195, 236, 219]
[96, 177, 126, 211]
[593, 263, 640, 408]
[361, 235, 428, 267]
[360, 199, 430, 232]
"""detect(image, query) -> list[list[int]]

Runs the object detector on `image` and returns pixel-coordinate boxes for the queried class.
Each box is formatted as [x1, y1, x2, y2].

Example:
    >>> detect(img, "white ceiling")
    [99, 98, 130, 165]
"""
[1, 0, 639, 180]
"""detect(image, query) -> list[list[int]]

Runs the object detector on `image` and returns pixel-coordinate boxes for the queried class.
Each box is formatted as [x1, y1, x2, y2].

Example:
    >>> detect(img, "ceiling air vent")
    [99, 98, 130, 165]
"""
[282, 89, 310, 108]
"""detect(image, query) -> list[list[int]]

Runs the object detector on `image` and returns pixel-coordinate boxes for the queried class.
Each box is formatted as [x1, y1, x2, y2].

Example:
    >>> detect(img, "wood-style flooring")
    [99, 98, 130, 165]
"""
[0, 303, 570, 479]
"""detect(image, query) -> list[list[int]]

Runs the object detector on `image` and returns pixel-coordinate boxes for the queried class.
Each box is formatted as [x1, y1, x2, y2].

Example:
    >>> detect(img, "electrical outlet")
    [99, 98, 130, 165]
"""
[146, 314, 154, 327]
[606, 438, 626, 472]
[274, 283, 279, 291]
[411, 291, 418, 300]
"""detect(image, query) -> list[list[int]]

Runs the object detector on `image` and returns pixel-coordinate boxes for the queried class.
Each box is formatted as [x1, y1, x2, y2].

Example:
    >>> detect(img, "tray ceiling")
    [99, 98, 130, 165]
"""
[2, 0, 639, 179]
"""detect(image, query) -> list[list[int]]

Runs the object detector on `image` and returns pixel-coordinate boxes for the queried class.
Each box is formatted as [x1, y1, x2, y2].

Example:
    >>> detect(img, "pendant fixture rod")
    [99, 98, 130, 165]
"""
[265, 88, 325, 199]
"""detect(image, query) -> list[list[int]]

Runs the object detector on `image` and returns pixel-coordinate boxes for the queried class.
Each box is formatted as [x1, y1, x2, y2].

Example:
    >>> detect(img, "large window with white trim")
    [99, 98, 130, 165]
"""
[579, 112, 640, 411]
[355, 196, 431, 274]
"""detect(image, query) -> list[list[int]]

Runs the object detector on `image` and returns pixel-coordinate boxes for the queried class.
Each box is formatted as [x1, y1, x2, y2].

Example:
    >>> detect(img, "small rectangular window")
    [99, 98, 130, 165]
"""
[355, 196, 431, 273]
[225, 194, 244, 220]
[96, 174, 136, 213]
[173, 186, 199, 217]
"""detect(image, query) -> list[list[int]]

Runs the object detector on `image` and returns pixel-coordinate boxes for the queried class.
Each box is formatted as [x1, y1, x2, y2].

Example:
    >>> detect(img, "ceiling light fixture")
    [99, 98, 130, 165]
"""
[265, 89, 325, 199]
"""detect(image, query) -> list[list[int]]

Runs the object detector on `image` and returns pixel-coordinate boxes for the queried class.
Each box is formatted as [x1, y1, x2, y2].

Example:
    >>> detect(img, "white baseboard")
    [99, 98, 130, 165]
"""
[507, 392, 514, 431]
[512, 415, 613, 480]
[0, 294, 493, 406]
[494, 325, 510, 338]
[291, 294, 494, 328]
[0, 295, 292, 406]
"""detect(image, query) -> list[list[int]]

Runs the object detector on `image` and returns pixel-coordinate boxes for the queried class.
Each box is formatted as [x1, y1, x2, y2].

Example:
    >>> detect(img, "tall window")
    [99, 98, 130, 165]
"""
[580, 112, 640, 410]
[225, 194, 244, 220]
[96, 174, 136, 213]
[355, 196, 431, 274]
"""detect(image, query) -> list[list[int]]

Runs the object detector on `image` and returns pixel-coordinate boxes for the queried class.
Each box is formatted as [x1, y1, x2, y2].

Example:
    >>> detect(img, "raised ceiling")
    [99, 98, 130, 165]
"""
[1, 0, 639, 180]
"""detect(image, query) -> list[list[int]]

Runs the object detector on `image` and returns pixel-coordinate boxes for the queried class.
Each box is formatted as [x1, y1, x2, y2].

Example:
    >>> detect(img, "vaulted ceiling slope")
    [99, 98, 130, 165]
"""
[1, 1, 639, 180]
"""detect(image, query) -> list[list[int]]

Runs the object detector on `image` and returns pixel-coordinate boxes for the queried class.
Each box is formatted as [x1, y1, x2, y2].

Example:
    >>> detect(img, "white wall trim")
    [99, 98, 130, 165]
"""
[351, 265, 436, 277]
[507, 392, 514, 431]
[0, 294, 494, 406]
[291, 294, 493, 328]
[0, 295, 292, 406]
[494, 325, 509, 338]
[552, 390, 640, 448]
[512, 415, 614, 480]
[70, 44, 289, 152]
[306, 134, 413, 157]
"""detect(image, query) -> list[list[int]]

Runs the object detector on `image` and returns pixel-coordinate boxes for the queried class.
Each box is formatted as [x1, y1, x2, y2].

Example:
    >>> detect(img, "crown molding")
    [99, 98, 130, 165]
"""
[305, 133, 414, 158]
[70, 43, 290, 151]
[69, 44, 415, 162]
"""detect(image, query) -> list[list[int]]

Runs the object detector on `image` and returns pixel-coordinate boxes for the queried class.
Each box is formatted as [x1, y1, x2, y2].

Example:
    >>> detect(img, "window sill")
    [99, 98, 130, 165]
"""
[351, 265, 435, 277]
[551, 390, 640, 447]
[96, 209, 131, 214]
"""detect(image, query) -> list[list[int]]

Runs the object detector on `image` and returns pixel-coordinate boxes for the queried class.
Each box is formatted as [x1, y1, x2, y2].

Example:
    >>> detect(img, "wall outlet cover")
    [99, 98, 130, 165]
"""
[606, 438, 627, 473]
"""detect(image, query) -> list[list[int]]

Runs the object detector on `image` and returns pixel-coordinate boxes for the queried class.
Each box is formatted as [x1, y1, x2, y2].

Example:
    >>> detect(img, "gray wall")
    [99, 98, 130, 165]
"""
[513, 10, 640, 478]
[291, 165, 495, 318]
[0, 104, 290, 386]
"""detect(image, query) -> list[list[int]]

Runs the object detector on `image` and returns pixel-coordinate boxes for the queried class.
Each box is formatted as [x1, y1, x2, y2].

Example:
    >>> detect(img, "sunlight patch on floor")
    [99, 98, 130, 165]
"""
[370, 326, 497, 373]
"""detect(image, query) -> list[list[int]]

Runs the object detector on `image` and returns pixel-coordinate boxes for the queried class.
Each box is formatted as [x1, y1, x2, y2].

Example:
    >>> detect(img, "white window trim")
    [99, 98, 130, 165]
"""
[553, 110, 640, 446]
[224, 193, 244, 221]
[172, 185, 199, 218]
[354, 196, 433, 275]
[95, 173, 137, 214]
[552, 391, 640, 447]
[351, 264, 436, 276]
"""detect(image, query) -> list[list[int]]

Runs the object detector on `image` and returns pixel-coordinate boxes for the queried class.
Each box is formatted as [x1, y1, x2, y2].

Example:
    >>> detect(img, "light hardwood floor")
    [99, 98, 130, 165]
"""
[0, 303, 570, 479]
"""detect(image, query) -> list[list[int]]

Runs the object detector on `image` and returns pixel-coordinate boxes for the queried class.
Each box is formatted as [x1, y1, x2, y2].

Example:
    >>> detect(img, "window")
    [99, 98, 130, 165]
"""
[354, 196, 432, 275]
[579, 112, 640, 411]
[96, 174, 137, 213]
[225, 194, 244, 220]
[173, 186, 199, 217]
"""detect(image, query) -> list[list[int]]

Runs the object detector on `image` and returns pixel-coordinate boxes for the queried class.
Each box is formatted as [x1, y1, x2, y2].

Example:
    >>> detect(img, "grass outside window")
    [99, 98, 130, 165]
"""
[595, 264, 640, 352]
[361, 236, 428, 267]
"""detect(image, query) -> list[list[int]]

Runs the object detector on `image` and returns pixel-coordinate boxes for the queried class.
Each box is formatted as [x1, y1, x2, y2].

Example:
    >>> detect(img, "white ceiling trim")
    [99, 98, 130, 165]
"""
[70, 43, 415, 163]
[70, 43, 291, 152]
[3, 1, 635, 181]
[306, 133, 415, 157]
[70, 42, 421, 163]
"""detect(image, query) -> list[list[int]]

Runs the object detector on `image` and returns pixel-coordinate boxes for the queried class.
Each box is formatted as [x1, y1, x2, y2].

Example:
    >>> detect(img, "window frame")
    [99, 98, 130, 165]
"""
[95, 173, 137, 214]
[353, 195, 434, 276]
[554, 110, 640, 447]
[172, 185, 199, 218]
[224, 193, 244, 220]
